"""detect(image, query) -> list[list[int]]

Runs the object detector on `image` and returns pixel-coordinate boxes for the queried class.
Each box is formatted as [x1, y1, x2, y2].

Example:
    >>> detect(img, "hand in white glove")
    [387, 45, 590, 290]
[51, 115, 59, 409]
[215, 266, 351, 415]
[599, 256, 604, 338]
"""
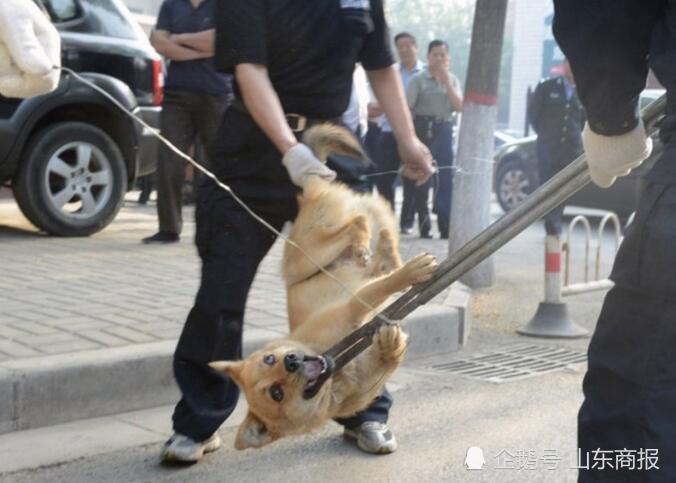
[0, 0, 61, 98]
[582, 119, 653, 188]
[282, 143, 337, 188]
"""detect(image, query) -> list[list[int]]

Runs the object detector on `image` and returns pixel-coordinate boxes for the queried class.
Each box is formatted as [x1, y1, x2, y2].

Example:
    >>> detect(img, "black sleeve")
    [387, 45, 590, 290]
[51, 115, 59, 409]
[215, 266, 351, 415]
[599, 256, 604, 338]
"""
[553, 0, 662, 136]
[527, 81, 545, 134]
[214, 0, 267, 74]
[359, 0, 396, 70]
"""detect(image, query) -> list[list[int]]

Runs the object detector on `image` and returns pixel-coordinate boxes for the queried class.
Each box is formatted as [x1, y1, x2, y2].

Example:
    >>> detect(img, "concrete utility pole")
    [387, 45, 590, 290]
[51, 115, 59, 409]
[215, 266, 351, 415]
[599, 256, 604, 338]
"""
[448, 0, 508, 288]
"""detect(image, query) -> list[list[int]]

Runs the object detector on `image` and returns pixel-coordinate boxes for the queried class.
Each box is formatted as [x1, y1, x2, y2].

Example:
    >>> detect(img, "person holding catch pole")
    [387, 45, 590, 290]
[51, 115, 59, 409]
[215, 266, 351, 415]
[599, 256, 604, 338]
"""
[554, 1, 676, 480]
[162, 0, 435, 463]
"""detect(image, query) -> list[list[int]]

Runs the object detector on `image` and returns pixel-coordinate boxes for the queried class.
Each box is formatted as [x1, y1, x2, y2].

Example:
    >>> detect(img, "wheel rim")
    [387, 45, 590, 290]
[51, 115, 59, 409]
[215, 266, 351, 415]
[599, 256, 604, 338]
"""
[499, 168, 530, 209]
[43, 142, 113, 221]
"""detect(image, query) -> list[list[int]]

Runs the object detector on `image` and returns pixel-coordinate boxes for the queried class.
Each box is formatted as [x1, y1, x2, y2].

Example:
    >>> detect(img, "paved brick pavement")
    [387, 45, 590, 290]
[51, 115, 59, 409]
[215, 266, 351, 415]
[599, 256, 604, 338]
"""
[0, 190, 449, 361]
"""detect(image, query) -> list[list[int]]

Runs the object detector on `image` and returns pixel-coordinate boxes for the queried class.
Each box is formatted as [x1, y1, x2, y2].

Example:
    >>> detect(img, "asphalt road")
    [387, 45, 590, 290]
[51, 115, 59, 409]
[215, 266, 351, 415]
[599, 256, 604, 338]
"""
[0, 197, 620, 483]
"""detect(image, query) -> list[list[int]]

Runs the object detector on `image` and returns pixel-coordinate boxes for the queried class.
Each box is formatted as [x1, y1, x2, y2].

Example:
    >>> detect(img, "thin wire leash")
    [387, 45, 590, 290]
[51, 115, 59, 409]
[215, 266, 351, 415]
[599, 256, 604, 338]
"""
[59, 66, 394, 325]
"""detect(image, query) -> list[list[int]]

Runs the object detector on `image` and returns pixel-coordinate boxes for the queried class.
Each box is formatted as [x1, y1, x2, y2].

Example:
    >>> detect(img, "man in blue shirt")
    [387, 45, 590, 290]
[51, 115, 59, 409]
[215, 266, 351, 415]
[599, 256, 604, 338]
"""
[142, 0, 232, 244]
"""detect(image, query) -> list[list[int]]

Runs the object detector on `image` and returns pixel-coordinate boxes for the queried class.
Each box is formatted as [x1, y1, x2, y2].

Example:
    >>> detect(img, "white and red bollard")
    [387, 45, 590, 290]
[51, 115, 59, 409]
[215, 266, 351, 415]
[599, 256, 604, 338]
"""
[517, 235, 588, 338]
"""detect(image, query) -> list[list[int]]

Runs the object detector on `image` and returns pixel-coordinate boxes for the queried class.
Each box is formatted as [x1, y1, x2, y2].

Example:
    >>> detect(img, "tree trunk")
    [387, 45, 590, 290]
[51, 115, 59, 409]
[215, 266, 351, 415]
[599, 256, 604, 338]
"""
[448, 0, 508, 288]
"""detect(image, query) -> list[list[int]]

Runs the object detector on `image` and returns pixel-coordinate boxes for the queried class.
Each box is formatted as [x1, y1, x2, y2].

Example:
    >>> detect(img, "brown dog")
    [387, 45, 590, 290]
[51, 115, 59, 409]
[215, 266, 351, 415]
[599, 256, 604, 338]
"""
[210, 125, 438, 449]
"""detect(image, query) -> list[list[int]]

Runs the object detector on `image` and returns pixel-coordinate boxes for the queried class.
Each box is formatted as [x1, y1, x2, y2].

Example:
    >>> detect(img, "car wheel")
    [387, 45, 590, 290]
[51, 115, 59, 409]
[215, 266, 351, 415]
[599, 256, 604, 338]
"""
[13, 122, 127, 236]
[496, 160, 536, 212]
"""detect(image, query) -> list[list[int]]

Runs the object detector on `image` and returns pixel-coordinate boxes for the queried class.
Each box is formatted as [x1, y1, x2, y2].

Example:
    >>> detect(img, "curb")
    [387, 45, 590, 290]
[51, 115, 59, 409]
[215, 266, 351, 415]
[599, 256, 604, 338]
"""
[0, 285, 471, 435]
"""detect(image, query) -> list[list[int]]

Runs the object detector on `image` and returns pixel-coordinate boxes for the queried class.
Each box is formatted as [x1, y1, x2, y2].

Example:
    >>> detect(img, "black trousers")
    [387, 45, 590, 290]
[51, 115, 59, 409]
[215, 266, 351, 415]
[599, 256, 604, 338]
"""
[413, 118, 452, 237]
[156, 89, 228, 235]
[536, 140, 579, 236]
[172, 109, 392, 441]
[373, 131, 400, 209]
[578, 177, 676, 482]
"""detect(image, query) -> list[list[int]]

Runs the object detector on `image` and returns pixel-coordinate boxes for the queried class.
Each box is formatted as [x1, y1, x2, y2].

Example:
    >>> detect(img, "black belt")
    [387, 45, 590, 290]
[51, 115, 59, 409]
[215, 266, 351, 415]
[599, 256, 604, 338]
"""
[415, 115, 453, 125]
[230, 98, 340, 132]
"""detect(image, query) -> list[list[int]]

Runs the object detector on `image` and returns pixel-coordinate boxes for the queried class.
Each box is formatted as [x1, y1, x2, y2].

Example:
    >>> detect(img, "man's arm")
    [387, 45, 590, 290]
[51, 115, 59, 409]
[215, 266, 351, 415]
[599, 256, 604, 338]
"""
[553, 0, 661, 187]
[368, 65, 434, 182]
[553, 0, 661, 136]
[172, 29, 215, 56]
[235, 63, 296, 154]
[150, 29, 209, 61]
[443, 74, 463, 112]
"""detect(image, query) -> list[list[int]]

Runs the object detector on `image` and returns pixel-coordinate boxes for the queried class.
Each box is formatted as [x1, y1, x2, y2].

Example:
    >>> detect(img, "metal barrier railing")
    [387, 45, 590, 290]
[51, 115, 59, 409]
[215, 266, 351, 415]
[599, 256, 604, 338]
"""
[561, 212, 622, 297]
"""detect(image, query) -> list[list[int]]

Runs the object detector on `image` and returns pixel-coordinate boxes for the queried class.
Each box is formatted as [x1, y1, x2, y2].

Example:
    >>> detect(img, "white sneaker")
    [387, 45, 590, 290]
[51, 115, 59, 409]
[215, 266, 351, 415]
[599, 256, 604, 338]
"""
[160, 432, 222, 463]
[344, 422, 397, 454]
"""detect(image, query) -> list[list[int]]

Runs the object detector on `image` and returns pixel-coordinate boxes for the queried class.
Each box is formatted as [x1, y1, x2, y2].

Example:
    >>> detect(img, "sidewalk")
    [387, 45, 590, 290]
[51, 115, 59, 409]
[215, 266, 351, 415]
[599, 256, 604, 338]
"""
[0, 190, 470, 433]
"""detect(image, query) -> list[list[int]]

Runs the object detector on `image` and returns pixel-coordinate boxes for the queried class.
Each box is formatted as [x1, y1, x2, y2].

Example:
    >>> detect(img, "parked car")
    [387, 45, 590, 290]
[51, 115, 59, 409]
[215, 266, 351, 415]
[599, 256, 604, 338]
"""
[493, 89, 664, 219]
[0, 0, 162, 236]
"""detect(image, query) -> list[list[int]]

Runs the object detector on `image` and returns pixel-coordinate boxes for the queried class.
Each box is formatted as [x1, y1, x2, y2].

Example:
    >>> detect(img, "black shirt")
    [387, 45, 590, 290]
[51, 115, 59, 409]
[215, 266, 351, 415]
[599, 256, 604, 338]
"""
[156, 0, 232, 96]
[214, 0, 395, 118]
[552, 0, 676, 183]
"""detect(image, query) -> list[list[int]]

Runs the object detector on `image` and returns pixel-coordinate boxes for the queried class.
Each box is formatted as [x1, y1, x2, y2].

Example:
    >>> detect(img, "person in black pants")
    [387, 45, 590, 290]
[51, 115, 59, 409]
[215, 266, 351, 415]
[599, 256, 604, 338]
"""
[406, 40, 463, 239]
[161, 0, 434, 463]
[554, 0, 676, 480]
[528, 59, 585, 236]
[142, 0, 231, 245]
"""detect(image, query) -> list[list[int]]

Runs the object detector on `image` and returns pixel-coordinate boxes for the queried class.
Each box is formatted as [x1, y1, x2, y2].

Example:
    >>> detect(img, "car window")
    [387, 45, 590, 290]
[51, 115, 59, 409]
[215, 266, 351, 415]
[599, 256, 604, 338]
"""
[44, 0, 82, 23]
[46, 0, 140, 40]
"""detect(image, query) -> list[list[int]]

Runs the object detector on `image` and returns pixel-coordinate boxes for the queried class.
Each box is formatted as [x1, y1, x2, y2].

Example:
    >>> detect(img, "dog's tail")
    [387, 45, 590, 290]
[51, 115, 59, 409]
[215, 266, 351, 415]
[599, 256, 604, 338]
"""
[303, 123, 368, 164]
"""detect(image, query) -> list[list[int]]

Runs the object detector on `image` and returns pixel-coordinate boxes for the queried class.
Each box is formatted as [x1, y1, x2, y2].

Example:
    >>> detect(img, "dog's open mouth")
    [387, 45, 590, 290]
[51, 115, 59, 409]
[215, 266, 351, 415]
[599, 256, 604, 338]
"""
[301, 355, 334, 400]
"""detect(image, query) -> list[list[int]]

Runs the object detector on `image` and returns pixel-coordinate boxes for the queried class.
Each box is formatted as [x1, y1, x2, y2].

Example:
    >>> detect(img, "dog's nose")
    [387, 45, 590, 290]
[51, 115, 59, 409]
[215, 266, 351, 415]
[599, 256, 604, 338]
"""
[284, 353, 300, 373]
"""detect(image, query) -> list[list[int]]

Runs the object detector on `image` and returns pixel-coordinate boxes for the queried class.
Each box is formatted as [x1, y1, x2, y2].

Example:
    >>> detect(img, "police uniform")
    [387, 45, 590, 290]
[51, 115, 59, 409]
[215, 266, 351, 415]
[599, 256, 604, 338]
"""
[528, 75, 585, 235]
[554, 1, 676, 481]
[170, 0, 396, 443]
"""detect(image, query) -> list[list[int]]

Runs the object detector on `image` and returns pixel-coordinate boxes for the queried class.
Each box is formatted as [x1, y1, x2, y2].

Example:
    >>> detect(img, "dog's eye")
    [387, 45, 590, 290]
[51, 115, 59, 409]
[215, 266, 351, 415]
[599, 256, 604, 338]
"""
[264, 354, 276, 366]
[269, 385, 284, 402]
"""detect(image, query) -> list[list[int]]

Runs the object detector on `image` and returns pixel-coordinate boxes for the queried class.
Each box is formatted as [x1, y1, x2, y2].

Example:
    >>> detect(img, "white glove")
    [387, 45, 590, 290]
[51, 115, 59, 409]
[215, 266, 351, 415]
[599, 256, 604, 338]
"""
[0, 0, 61, 98]
[282, 143, 336, 188]
[582, 119, 653, 188]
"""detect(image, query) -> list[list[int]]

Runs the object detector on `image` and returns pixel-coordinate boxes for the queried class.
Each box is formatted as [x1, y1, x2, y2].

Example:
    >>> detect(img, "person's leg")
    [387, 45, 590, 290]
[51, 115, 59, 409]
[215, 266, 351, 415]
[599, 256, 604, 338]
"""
[431, 123, 454, 238]
[155, 91, 197, 237]
[400, 176, 416, 232]
[374, 132, 399, 209]
[171, 191, 293, 445]
[414, 178, 432, 238]
[578, 182, 676, 482]
[193, 93, 230, 189]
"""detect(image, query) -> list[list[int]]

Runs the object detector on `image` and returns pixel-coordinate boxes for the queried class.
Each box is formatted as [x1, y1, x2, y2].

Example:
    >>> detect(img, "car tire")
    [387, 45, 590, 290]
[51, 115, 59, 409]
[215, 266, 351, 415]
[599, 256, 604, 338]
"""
[495, 159, 537, 213]
[13, 122, 127, 236]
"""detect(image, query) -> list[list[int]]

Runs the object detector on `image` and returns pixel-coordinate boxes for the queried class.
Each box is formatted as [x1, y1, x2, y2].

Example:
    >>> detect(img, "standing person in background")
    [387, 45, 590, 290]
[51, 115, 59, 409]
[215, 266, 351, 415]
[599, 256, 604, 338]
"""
[343, 64, 370, 141]
[142, 0, 232, 245]
[527, 58, 585, 236]
[371, 32, 424, 217]
[407, 40, 462, 239]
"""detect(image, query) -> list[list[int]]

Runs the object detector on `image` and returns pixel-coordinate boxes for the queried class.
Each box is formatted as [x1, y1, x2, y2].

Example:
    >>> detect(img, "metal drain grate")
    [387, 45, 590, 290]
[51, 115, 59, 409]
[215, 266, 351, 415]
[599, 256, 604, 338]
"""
[427, 344, 587, 383]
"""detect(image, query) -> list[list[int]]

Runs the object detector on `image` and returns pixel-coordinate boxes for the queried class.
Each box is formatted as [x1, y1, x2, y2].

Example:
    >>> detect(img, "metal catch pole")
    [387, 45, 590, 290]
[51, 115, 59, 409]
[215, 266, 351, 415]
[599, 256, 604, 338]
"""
[328, 95, 665, 355]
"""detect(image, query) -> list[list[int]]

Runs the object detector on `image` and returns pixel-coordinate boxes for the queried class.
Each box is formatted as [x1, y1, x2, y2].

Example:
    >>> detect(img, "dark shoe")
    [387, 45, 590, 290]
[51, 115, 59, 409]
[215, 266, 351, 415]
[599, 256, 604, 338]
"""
[420, 232, 433, 239]
[142, 232, 179, 244]
[439, 231, 449, 239]
[400, 227, 413, 235]
[344, 422, 397, 454]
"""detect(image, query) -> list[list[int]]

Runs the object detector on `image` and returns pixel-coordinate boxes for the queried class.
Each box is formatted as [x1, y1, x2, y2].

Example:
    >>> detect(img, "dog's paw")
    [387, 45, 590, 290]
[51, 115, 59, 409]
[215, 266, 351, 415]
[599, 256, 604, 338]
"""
[376, 322, 407, 359]
[353, 244, 372, 266]
[401, 253, 438, 285]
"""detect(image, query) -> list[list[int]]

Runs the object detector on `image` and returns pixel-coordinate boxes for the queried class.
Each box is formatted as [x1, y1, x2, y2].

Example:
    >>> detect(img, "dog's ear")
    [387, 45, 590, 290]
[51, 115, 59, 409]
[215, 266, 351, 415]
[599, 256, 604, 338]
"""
[209, 360, 245, 387]
[235, 411, 276, 449]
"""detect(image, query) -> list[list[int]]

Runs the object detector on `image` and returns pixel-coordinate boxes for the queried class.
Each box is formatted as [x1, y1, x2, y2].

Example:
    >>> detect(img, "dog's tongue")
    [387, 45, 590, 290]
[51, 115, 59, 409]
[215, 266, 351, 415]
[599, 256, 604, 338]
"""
[301, 359, 323, 380]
